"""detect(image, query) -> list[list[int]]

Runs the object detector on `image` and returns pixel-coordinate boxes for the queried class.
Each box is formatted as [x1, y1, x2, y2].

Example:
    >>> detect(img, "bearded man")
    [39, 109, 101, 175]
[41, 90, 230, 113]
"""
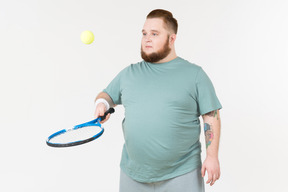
[94, 9, 222, 192]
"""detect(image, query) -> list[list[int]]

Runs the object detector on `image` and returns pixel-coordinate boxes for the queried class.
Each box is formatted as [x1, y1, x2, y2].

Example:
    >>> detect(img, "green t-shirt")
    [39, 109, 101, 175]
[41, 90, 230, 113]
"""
[103, 57, 222, 183]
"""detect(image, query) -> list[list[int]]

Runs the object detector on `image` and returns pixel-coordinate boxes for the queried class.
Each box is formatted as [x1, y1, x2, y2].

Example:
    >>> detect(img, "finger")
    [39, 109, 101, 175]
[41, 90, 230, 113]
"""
[94, 108, 103, 119]
[206, 172, 213, 184]
[214, 170, 220, 180]
[100, 113, 110, 124]
[95, 103, 106, 115]
[94, 111, 98, 119]
[201, 166, 206, 177]
[211, 174, 219, 186]
[210, 175, 216, 186]
[99, 108, 105, 116]
[94, 107, 99, 118]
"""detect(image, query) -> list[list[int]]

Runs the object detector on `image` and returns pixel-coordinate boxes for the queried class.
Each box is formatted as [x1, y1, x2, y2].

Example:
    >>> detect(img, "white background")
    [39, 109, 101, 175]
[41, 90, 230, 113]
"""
[0, 0, 287, 191]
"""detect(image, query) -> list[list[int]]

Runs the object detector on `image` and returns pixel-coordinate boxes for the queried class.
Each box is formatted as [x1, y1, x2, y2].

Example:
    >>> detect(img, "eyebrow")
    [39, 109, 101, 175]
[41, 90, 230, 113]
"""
[142, 29, 160, 33]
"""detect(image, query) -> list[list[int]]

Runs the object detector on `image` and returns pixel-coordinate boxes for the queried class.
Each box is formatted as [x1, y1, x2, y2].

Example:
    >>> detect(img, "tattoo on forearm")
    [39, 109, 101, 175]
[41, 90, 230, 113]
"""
[204, 123, 214, 148]
[206, 110, 218, 120]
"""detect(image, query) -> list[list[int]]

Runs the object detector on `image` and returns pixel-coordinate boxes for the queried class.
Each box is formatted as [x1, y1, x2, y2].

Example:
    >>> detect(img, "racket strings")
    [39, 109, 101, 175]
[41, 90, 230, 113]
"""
[49, 126, 103, 144]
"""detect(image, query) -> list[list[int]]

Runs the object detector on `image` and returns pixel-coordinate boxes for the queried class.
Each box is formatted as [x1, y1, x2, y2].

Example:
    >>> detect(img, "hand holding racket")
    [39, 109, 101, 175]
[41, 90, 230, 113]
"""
[94, 103, 112, 124]
[46, 108, 115, 147]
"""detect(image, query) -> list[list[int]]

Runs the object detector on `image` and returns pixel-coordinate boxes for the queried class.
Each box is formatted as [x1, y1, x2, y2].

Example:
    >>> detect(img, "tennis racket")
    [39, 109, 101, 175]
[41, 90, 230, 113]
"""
[46, 108, 115, 147]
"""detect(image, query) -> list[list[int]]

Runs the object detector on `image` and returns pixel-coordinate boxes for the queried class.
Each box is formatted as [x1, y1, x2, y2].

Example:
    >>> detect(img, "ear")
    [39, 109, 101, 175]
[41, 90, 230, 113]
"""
[169, 34, 177, 45]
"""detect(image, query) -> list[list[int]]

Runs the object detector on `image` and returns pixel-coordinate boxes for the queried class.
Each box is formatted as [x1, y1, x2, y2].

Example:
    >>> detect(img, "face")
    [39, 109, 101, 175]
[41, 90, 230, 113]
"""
[141, 18, 172, 63]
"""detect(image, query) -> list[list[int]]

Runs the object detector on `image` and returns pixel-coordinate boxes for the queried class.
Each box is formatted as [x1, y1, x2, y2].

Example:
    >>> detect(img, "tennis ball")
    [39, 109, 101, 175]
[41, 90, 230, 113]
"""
[80, 30, 94, 44]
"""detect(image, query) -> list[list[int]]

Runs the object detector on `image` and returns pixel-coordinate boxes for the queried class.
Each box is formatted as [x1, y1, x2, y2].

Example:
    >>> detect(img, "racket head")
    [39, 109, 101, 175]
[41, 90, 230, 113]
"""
[46, 120, 104, 147]
[46, 108, 115, 148]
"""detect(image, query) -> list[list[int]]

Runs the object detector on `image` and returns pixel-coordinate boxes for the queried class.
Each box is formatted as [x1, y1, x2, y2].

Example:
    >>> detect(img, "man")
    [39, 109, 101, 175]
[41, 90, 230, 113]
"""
[94, 9, 222, 192]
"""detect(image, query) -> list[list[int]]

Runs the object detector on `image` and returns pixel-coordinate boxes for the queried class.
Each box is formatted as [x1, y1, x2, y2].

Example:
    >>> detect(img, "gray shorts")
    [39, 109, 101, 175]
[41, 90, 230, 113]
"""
[119, 168, 205, 192]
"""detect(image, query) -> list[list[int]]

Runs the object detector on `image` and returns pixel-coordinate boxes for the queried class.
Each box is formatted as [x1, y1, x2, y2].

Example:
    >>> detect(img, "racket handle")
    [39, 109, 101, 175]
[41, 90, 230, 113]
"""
[99, 108, 115, 121]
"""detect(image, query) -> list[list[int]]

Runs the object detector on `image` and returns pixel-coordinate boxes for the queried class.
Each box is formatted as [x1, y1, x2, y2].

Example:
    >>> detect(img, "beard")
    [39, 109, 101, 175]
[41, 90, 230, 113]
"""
[141, 36, 171, 63]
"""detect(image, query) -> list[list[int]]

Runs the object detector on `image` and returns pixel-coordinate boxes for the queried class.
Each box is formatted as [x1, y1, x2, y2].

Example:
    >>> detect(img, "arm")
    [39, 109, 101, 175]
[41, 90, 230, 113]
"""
[94, 92, 116, 123]
[201, 109, 221, 186]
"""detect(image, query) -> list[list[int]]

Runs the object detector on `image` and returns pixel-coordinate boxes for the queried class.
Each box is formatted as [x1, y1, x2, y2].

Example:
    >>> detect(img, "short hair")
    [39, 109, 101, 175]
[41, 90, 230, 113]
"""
[146, 9, 178, 34]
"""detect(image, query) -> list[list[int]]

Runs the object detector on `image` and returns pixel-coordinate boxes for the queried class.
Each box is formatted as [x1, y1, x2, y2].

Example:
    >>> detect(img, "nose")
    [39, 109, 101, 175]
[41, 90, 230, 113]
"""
[143, 35, 152, 43]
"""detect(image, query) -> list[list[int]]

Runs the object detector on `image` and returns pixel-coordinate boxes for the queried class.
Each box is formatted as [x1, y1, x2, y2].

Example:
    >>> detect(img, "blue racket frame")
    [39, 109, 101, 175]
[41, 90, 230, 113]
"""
[46, 108, 114, 147]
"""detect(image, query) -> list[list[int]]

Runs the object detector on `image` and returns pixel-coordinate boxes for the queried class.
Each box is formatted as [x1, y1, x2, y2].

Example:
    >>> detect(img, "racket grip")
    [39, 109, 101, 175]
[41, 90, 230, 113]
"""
[99, 108, 115, 121]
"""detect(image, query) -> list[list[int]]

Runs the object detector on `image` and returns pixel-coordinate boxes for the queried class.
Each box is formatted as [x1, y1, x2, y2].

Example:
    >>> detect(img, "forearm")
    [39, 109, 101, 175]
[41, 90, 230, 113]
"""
[95, 92, 116, 108]
[201, 110, 221, 185]
[203, 110, 221, 158]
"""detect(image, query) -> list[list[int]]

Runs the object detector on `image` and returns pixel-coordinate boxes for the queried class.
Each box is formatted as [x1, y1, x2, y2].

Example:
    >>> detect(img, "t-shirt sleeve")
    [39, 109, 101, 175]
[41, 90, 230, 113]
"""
[196, 67, 222, 115]
[103, 68, 126, 105]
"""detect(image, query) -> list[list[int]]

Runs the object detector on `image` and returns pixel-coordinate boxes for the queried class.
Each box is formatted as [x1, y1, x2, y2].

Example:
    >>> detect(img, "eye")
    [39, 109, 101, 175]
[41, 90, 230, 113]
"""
[142, 32, 147, 36]
[152, 33, 158, 36]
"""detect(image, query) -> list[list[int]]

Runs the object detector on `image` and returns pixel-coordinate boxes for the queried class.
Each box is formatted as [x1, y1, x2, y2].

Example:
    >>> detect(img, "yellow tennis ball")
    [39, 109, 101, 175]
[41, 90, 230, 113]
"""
[80, 30, 94, 44]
